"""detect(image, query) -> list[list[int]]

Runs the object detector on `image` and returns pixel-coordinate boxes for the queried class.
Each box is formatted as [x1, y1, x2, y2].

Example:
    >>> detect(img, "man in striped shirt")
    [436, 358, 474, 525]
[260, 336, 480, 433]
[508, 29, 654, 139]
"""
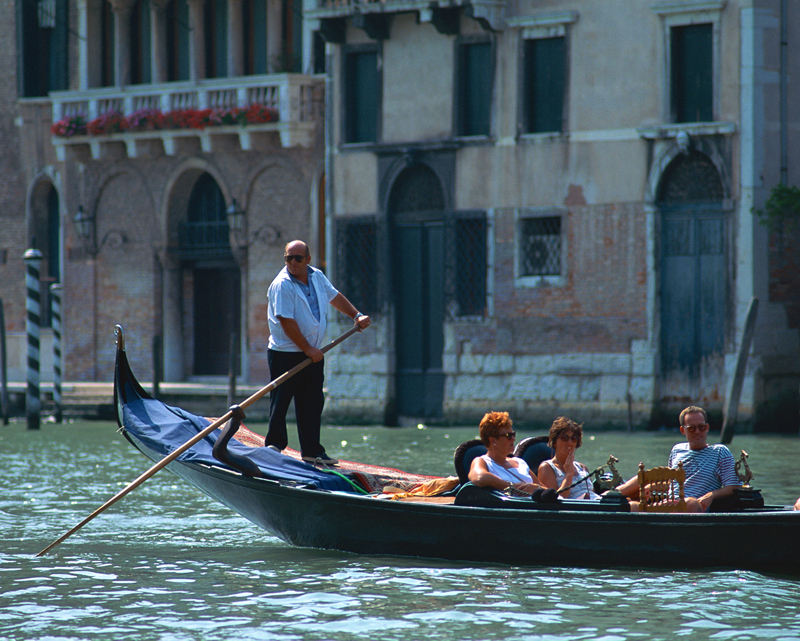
[669, 405, 741, 513]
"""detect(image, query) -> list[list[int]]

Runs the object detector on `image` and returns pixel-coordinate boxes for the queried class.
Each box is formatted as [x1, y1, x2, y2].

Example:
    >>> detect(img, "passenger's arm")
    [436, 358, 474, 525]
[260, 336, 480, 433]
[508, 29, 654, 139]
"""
[698, 484, 738, 511]
[468, 457, 511, 491]
[468, 458, 541, 493]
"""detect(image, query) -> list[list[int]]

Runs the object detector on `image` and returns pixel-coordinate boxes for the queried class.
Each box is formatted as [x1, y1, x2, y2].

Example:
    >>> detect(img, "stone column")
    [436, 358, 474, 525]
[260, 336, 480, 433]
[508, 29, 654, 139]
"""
[228, 0, 244, 78]
[109, 0, 135, 87]
[161, 257, 184, 382]
[150, 0, 170, 84]
[186, 0, 207, 81]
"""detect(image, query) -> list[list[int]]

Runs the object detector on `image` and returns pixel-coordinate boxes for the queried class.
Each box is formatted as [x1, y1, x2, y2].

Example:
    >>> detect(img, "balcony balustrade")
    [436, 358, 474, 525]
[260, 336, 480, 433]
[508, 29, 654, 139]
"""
[307, 0, 506, 32]
[49, 74, 323, 161]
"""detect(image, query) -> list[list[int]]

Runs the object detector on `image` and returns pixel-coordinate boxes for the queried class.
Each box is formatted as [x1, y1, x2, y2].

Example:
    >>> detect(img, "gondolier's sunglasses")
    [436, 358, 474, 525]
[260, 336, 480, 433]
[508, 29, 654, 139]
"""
[285, 254, 307, 263]
[682, 423, 709, 433]
[495, 431, 516, 440]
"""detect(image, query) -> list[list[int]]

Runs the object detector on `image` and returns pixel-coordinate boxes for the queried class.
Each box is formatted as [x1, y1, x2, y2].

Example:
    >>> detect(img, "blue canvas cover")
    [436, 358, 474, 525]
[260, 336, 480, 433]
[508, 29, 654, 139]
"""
[121, 396, 352, 492]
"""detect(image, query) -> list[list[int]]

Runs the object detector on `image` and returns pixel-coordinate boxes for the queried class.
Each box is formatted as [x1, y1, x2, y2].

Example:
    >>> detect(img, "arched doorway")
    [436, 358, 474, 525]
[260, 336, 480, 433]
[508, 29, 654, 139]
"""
[179, 173, 241, 376]
[29, 180, 61, 328]
[657, 150, 726, 403]
[389, 164, 446, 418]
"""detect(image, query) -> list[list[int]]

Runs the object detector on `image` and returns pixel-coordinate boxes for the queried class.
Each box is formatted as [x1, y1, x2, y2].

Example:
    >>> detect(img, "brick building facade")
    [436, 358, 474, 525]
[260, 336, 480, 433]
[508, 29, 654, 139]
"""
[3, 0, 327, 396]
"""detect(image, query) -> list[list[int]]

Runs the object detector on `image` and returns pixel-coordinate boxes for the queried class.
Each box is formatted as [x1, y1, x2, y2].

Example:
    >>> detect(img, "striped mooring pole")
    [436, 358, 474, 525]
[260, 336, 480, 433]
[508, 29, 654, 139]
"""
[24, 249, 42, 430]
[50, 283, 63, 423]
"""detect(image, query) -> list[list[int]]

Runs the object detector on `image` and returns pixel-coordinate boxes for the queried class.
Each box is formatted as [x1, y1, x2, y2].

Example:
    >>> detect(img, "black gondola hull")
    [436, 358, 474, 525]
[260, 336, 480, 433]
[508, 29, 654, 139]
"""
[114, 326, 800, 574]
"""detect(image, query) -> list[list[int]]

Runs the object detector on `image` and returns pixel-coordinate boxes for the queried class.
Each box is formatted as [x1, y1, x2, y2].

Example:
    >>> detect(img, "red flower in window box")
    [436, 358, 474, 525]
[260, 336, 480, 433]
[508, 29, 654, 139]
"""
[51, 115, 88, 137]
[87, 111, 127, 135]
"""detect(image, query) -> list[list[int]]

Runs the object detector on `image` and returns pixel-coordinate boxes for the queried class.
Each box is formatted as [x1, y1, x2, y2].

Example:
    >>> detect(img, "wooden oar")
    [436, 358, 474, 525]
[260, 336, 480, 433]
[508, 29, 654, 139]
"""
[36, 324, 362, 557]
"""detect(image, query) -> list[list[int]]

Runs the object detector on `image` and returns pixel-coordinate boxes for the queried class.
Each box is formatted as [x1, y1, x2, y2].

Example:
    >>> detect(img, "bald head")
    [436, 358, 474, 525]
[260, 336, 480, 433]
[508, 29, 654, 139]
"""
[285, 240, 310, 257]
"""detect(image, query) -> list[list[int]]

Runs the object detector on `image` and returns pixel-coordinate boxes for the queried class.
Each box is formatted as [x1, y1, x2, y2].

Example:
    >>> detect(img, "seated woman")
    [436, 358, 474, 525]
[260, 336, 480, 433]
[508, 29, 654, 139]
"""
[538, 416, 601, 500]
[468, 411, 542, 494]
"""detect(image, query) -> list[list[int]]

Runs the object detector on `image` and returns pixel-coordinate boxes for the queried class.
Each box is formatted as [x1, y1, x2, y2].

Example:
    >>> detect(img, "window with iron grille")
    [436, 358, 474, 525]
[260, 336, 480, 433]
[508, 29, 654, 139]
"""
[453, 216, 487, 317]
[520, 216, 561, 277]
[337, 218, 377, 314]
[178, 173, 232, 260]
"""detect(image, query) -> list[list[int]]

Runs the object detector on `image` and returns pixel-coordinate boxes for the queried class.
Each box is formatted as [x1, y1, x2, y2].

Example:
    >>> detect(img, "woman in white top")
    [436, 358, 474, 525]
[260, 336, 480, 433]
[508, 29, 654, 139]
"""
[468, 411, 542, 494]
[538, 416, 600, 500]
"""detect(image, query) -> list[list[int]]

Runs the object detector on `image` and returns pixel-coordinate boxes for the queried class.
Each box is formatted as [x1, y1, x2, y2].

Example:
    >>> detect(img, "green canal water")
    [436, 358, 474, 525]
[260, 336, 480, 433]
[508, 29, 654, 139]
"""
[2, 420, 800, 640]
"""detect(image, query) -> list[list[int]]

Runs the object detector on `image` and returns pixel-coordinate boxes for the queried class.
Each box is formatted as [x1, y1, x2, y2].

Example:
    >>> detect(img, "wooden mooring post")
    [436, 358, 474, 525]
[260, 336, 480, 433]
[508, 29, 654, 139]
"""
[0, 298, 9, 425]
[720, 297, 759, 445]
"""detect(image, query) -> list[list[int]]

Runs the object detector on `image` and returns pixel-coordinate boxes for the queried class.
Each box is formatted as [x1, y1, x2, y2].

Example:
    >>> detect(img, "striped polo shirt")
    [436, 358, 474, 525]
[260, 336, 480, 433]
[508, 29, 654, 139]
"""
[668, 443, 741, 498]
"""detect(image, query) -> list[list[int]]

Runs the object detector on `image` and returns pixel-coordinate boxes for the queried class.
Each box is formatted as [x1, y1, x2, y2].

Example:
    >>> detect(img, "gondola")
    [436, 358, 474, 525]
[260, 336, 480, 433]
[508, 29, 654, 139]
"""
[113, 326, 800, 574]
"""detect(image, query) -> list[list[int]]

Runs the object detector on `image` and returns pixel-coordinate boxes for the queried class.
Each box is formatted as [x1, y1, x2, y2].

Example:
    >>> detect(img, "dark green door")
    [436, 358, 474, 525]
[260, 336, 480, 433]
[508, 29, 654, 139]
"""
[394, 216, 445, 417]
[390, 164, 446, 418]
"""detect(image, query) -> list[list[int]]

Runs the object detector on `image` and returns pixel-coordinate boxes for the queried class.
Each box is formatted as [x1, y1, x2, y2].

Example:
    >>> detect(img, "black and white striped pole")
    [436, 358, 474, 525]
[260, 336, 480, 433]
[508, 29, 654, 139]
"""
[50, 283, 63, 423]
[24, 249, 42, 430]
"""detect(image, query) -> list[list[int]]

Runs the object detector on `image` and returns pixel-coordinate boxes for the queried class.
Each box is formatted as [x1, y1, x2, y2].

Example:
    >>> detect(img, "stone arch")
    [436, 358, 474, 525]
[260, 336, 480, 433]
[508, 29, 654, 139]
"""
[381, 155, 451, 215]
[645, 140, 731, 205]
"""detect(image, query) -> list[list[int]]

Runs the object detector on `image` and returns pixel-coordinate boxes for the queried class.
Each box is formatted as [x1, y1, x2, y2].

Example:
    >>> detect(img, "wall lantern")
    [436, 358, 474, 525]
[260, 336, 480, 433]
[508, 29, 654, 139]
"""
[226, 198, 281, 248]
[226, 199, 245, 234]
[73, 205, 94, 243]
[72, 205, 125, 257]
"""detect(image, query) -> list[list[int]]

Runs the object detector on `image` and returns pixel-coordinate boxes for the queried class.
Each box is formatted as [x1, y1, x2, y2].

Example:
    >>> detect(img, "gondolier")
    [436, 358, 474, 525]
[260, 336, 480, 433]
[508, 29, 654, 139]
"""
[266, 239, 370, 464]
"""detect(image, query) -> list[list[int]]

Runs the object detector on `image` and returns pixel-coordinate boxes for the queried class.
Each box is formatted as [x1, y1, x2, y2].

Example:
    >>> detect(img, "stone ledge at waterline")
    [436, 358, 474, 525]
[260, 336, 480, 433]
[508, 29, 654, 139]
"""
[2, 380, 271, 422]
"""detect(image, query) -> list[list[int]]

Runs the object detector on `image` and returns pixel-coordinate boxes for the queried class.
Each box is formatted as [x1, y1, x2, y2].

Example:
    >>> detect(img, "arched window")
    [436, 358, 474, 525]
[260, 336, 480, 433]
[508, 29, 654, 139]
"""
[179, 173, 232, 259]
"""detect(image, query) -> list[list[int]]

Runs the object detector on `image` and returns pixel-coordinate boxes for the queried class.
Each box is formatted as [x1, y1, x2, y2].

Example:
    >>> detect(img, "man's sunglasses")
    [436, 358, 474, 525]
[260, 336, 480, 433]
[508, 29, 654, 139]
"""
[284, 254, 307, 263]
[682, 423, 709, 433]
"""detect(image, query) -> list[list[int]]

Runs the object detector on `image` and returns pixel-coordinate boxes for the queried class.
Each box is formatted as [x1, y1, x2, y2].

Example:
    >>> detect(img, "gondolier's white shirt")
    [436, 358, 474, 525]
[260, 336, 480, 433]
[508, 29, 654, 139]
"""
[268, 266, 339, 352]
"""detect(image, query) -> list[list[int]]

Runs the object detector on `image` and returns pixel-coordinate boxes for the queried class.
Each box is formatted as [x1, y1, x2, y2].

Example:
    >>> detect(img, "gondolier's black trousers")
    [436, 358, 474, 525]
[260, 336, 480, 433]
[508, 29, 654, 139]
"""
[266, 349, 326, 458]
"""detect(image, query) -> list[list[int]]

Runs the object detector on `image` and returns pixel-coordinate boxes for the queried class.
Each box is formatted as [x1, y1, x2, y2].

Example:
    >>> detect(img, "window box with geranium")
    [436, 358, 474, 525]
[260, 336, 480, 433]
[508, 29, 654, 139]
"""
[51, 105, 280, 138]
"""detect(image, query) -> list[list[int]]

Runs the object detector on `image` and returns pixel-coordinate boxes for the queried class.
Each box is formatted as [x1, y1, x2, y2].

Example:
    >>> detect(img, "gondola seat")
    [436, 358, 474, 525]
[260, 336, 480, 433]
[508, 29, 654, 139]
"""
[453, 439, 487, 485]
[514, 436, 554, 474]
[453, 435, 553, 485]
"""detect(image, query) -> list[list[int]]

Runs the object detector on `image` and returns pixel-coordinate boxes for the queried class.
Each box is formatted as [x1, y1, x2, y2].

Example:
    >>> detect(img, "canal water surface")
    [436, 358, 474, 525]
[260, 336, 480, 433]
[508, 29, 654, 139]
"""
[2, 420, 800, 640]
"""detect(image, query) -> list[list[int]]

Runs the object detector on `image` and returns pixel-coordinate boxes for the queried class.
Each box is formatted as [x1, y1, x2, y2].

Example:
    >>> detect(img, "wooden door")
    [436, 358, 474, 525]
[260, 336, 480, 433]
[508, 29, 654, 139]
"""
[390, 164, 446, 418]
[660, 205, 726, 402]
[393, 216, 445, 417]
[193, 266, 241, 376]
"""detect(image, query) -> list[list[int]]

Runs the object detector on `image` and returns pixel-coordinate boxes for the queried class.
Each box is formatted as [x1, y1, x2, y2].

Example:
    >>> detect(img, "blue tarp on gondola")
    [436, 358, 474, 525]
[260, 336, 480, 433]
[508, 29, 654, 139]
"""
[121, 396, 352, 492]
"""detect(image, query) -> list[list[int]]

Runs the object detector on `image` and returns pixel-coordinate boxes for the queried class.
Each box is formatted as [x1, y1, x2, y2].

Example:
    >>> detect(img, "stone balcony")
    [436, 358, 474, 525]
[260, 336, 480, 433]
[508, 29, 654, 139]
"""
[49, 74, 323, 161]
[306, 0, 506, 36]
